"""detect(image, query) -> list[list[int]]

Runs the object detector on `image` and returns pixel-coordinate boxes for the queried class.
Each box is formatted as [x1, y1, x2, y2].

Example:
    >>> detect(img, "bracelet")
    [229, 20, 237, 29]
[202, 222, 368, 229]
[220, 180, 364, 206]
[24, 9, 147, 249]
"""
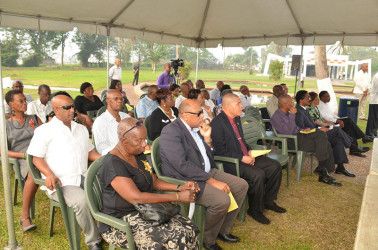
[176, 192, 179, 202]
[205, 141, 212, 144]
[177, 184, 181, 192]
[23, 153, 27, 160]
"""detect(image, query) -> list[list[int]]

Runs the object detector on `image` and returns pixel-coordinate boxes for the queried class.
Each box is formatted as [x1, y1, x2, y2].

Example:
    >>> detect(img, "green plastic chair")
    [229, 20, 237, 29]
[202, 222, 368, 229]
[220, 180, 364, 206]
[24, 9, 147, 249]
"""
[27, 155, 81, 250]
[151, 138, 206, 250]
[87, 110, 99, 121]
[85, 156, 136, 250]
[0, 157, 35, 219]
[143, 116, 154, 145]
[96, 106, 107, 117]
[100, 90, 108, 103]
[271, 128, 314, 182]
[241, 119, 290, 186]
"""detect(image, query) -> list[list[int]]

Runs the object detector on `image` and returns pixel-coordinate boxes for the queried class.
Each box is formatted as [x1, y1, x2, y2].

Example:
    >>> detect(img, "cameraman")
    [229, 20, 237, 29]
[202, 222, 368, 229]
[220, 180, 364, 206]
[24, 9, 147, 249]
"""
[157, 63, 175, 89]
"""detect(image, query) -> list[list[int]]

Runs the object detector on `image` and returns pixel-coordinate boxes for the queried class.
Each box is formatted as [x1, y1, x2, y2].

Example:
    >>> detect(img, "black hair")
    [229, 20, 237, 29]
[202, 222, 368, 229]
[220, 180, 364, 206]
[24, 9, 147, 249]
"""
[187, 89, 201, 100]
[280, 83, 287, 86]
[5, 90, 23, 104]
[221, 84, 231, 92]
[309, 92, 318, 102]
[80, 82, 92, 94]
[155, 89, 171, 105]
[319, 91, 328, 99]
[38, 84, 50, 93]
[110, 79, 121, 90]
[295, 90, 308, 104]
[169, 83, 180, 92]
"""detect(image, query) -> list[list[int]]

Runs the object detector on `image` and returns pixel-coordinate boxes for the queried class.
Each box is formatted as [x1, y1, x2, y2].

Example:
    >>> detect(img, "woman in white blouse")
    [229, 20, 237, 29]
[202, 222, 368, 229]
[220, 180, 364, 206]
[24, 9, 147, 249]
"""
[188, 89, 214, 123]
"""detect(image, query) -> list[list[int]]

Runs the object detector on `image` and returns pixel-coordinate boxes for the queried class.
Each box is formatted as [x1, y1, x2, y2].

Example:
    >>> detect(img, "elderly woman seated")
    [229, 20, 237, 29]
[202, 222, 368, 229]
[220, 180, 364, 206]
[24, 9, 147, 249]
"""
[2, 90, 43, 232]
[188, 89, 214, 123]
[97, 118, 199, 249]
[147, 89, 178, 141]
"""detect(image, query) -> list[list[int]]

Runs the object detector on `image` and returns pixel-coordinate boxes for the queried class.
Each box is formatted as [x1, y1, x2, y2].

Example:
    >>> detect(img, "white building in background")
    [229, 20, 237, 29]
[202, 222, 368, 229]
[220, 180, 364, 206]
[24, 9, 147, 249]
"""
[263, 53, 371, 80]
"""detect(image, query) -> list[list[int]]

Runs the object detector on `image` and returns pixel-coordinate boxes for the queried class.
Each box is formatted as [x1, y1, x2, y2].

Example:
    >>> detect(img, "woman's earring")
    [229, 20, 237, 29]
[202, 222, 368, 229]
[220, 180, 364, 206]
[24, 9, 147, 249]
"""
[164, 104, 166, 107]
[11, 110, 16, 116]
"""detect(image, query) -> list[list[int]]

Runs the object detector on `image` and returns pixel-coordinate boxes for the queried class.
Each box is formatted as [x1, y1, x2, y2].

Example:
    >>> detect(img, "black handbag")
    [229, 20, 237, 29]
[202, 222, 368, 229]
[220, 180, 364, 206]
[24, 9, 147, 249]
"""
[133, 202, 180, 226]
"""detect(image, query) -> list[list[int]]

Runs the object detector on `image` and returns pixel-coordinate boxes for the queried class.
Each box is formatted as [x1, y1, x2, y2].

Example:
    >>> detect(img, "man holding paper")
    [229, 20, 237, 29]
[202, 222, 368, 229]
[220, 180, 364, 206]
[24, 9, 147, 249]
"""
[211, 93, 285, 225]
[160, 99, 248, 250]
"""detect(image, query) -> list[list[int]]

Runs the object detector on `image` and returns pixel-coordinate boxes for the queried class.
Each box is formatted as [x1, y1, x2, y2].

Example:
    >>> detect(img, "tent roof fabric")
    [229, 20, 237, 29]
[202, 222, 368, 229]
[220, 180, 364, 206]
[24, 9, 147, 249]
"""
[1, 0, 377, 47]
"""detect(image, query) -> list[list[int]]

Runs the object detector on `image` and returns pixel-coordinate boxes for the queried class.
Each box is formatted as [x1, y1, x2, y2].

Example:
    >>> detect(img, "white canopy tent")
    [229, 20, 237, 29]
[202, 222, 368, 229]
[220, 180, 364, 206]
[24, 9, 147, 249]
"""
[1, 0, 377, 248]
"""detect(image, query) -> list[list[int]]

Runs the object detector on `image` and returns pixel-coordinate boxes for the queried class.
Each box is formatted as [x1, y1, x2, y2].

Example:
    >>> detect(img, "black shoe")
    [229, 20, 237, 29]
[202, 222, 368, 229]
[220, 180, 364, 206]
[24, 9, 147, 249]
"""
[203, 242, 222, 250]
[360, 146, 370, 153]
[89, 243, 103, 250]
[349, 151, 367, 157]
[264, 202, 287, 213]
[217, 233, 240, 243]
[318, 176, 342, 186]
[335, 169, 356, 177]
[247, 210, 270, 224]
[362, 136, 374, 143]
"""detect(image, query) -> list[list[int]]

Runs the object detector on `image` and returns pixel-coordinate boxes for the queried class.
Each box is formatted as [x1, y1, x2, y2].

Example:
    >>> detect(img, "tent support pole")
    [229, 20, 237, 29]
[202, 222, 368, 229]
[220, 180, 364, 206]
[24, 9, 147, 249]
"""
[0, 38, 21, 250]
[195, 46, 199, 82]
[295, 37, 305, 95]
[106, 26, 110, 90]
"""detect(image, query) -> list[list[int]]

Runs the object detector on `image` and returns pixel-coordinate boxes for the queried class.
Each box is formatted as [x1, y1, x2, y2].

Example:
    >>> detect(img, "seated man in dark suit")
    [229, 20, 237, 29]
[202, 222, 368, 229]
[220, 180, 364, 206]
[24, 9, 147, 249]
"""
[210, 93, 285, 225]
[295, 90, 355, 178]
[160, 99, 248, 250]
[271, 95, 341, 186]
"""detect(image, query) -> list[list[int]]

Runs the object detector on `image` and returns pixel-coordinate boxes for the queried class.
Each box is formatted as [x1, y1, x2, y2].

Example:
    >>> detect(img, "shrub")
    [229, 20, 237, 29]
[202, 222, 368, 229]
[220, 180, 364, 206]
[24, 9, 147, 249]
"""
[269, 60, 284, 81]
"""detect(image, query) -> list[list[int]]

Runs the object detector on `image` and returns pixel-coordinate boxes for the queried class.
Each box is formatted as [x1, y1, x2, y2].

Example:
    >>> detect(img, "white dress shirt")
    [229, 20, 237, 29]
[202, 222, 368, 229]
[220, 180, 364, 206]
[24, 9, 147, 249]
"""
[205, 99, 215, 110]
[318, 100, 339, 123]
[27, 117, 94, 194]
[266, 95, 279, 116]
[26, 99, 53, 123]
[181, 119, 211, 173]
[5, 93, 34, 113]
[353, 70, 371, 94]
[109, 65, 122, 81]
[369, 72, 378, 104]
[209, 88, 221, 101]
[175, 95, 187, 109]
[92, 110, 130, 155]
[238, 94, 252, 110]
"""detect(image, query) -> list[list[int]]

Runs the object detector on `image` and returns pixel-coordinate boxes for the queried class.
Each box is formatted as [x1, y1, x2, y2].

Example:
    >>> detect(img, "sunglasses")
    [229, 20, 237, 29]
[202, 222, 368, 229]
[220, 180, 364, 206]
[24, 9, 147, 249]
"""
[185, 110, 204, 117]
[123, 121, 143, 137]
[57, 105, 75, 110]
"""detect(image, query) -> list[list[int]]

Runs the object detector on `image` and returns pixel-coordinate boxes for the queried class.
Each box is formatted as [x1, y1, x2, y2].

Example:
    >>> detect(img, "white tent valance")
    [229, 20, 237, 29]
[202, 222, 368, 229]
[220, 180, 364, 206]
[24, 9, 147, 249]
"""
[1, 0, 377, 47]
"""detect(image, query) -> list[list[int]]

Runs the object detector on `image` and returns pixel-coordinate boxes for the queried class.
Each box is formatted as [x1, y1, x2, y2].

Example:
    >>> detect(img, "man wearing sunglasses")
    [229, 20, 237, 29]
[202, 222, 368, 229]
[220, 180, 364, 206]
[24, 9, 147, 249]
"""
[160, 99, 248, 250]
[27, 95, 103, 250]
[211, 93, 285, 225]
[93, 90, 130, 155]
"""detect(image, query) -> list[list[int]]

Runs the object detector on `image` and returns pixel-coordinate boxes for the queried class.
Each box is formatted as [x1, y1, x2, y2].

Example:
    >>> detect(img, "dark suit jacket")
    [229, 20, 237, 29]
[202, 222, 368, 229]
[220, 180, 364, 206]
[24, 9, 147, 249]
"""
[159, 118, 217, 197]
[210, 111, 252, 176]
[295, 104, 318, 129]
[148, 107, 179, 141]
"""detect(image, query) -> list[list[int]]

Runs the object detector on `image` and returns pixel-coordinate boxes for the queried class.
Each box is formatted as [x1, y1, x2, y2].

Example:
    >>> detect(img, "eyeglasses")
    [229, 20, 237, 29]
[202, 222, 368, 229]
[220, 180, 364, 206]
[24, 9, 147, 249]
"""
[107, 97, 123, 101]
[123, 121, 143, 137]
[57, 105, 75, 110]
[185, 110, 204, 117]
[14, 100, 27, 104]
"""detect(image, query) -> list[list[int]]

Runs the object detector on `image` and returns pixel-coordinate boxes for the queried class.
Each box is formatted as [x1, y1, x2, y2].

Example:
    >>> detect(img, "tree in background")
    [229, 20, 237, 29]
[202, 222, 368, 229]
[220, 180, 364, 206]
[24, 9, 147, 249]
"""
[116, 37, 133, 67]
[261, 42, 292, 72]
[51, 32, 70, 67]
[0, 28, 22, 67]
[22, 30, 58, 66]
[269, 60, 284, 81]
[347, 46, 378, 74]
[73, 32, 108, 67]
[224, 47, 258, 71]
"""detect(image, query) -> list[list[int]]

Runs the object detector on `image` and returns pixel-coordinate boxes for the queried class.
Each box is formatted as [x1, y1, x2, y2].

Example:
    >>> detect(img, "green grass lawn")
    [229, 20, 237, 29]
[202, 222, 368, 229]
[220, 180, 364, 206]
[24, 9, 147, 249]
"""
[0, 165, 364, 249]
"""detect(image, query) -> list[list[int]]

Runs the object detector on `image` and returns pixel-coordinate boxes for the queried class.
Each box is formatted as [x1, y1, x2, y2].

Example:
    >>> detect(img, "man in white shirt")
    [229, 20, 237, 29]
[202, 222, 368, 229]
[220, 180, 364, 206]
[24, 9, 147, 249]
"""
[109, 58, 122, 82]
[209, 81, 224, 102]
[238, 85, 252, 110]
[353, 63, 371, 120]
[266, 85, 284, 116]
[93, 90, 130, 155]
[318, 91, 373, 156]
[26, 84, 52, 123]
[201, 89, 215, 110]
[175, 82, 190, 108]
[366, 72, 378, 137]
[27, 95, 103, 250]
[5, 80, 34, 117]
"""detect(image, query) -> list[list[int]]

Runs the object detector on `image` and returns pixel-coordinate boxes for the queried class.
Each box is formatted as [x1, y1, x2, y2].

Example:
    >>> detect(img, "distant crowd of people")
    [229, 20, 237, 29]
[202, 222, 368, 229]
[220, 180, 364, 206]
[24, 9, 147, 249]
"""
[1, 60, 377, 250]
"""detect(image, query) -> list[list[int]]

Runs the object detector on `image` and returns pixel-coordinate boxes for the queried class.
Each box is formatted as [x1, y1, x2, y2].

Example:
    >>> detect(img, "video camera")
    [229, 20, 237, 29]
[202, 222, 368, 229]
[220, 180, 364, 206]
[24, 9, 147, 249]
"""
[170, 58, 184, 76]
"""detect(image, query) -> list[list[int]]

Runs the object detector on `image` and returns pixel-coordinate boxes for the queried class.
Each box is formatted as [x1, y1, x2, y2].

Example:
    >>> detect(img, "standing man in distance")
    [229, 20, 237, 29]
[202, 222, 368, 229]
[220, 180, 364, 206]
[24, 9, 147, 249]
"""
[132, 61, 140, 86]
[109, 58, 122, 83]
[210, 81, 224, 103]
[157, 63, 175, 89]
[353, 63, 371, 120]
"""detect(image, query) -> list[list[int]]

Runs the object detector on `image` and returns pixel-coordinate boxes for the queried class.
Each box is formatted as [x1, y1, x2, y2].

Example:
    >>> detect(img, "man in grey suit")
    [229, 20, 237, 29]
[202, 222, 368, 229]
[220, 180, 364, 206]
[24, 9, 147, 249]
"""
[160, 99, 248, 250]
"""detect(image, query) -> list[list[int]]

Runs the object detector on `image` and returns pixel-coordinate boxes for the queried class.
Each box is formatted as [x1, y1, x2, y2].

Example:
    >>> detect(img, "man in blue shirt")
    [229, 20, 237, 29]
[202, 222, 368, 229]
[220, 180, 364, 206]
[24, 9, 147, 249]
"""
[157, 63, 175, 89]
[136, 85, 159, 120]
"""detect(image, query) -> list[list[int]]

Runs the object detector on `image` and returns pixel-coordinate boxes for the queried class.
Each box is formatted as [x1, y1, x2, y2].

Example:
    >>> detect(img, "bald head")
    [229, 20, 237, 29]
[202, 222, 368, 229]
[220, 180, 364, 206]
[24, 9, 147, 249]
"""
[51, 94, 72, 108]
[216, 81, 224, 90]
[107, 89, 121, 98]
[51, 95, 75, 126]
[222, 93, 243, 118]
[222, 93, 239, 108]
[273, 85, 284, 97]
[179, 99, 199, 115]
[278, 95, 293, 112]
